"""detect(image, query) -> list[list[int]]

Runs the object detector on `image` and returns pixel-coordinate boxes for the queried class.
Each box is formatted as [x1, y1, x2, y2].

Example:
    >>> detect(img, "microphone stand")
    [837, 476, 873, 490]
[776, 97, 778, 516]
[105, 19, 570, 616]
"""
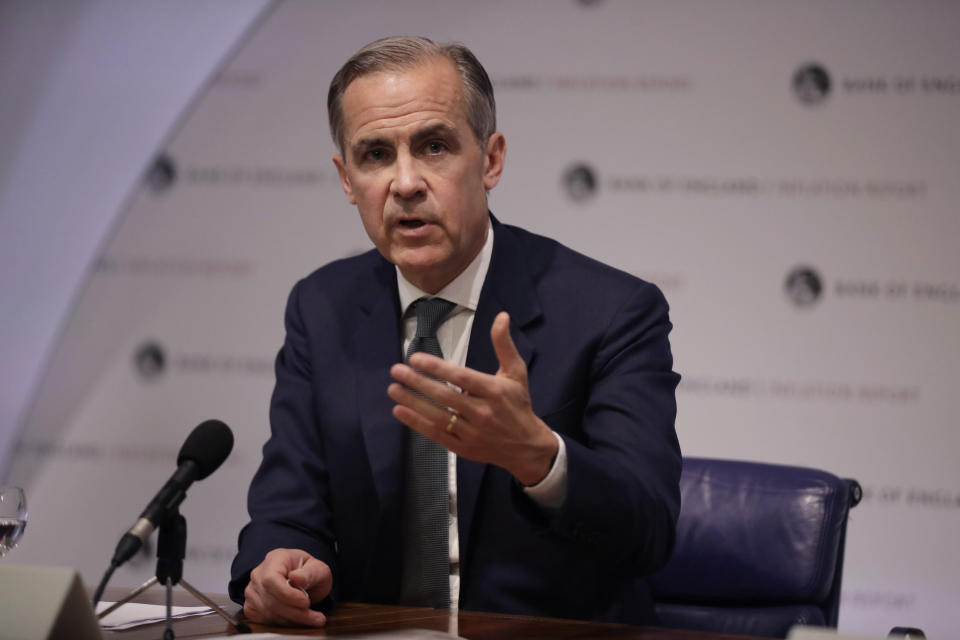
[97, 508, 250, 637]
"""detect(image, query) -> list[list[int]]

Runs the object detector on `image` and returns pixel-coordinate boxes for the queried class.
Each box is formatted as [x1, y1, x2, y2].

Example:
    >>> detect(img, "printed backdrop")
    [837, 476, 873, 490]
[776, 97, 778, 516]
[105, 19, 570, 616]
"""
[5, 1, 959, 636]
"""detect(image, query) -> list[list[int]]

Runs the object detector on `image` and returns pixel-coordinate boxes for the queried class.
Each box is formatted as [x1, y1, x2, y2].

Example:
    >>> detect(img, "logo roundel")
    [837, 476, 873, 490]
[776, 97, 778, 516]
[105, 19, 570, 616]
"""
[563, 163, 598, 202]
[134, 341, 167, 380]
[793, 63, 831, 106]
[146, 153, 177, 194]
[785, 266, 824, 308]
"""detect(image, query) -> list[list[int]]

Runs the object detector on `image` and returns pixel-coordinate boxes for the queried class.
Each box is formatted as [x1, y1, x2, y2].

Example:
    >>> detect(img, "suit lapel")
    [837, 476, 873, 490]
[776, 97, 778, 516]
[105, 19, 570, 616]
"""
[458, 217, 541, 561]
[354, 257, 405, 524]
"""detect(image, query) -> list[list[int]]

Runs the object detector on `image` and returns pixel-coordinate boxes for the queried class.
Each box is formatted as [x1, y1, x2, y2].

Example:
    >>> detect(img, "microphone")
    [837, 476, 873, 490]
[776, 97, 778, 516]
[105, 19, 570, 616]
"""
[110, 419, 233, 568]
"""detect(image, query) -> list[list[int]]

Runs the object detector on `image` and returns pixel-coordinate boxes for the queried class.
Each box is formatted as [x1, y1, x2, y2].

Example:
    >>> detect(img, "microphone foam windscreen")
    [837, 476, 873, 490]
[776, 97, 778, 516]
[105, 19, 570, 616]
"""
[177, 419, 234, 479]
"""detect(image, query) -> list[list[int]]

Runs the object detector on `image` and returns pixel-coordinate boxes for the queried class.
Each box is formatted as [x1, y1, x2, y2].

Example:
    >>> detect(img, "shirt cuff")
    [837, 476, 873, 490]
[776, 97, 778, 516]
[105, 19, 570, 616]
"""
[522, 431, 567, 510]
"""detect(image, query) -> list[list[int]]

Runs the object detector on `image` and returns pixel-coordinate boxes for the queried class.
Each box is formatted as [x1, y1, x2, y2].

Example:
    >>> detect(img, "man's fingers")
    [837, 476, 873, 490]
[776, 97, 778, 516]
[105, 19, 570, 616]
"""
[244, 549, 329, 627]
[390, 389, 458, 441]
[390, 363, 450, 401]
[244, 579, 325, 627]
[490, 312, 526, 380]
[388, 371, 492, 440]
[403, 352, 489, 396]
[389, 362, 480, 411]
[244, 595, 325, 627]
[289, 558, 333, 602]
[387, 375, 454, 418]
[254, 559, 306, 603]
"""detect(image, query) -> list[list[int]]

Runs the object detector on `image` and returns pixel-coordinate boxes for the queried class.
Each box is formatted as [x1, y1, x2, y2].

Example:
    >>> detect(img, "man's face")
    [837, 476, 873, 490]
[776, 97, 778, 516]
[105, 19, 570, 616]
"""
[332, 57, 505, 294]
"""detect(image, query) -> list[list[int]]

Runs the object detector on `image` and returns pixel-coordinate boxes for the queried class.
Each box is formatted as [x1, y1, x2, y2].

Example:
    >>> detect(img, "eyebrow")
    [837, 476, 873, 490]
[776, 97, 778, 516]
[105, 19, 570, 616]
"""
[351, 123, 459, 155]
[352, 136, 390, 155]
[410, 123, 458, 146]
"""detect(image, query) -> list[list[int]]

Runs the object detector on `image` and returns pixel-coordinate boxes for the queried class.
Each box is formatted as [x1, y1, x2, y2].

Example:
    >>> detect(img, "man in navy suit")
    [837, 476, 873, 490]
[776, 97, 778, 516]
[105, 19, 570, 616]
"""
[230, 36, 681, 627]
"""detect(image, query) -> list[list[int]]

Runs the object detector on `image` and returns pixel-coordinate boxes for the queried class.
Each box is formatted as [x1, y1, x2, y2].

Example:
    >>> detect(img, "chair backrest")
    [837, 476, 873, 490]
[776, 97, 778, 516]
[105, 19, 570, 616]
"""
[650, 457, 861, 638]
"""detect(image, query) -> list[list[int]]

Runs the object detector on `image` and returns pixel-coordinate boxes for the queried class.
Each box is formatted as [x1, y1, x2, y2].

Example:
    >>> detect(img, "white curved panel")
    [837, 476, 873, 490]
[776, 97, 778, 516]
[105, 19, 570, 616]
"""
[0, 0, 271, 473]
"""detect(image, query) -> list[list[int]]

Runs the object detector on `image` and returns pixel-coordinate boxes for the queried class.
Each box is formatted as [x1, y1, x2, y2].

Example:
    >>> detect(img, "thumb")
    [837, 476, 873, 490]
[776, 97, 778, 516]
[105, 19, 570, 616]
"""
[491, 312, 526, 381]
[289, 559, 333, 601]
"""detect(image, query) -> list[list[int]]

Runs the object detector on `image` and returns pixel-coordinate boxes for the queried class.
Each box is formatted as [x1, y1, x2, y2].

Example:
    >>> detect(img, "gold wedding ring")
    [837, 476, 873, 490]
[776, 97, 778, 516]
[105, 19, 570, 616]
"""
[446, 411, 458, 434]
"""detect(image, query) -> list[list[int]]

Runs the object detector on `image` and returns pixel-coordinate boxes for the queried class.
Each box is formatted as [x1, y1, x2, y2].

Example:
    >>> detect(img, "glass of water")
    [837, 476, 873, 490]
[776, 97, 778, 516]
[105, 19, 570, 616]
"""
[0, 486, 27, 557]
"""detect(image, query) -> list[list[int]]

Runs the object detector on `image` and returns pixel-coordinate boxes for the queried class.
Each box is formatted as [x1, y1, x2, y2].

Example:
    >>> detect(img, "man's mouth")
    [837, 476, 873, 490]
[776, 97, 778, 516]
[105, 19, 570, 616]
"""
[398, 219, 427, 229]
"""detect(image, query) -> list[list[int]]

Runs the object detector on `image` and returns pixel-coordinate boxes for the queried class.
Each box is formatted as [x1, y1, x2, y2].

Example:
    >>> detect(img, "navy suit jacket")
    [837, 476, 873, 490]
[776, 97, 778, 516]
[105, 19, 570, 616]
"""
[230, 216, 681, 624]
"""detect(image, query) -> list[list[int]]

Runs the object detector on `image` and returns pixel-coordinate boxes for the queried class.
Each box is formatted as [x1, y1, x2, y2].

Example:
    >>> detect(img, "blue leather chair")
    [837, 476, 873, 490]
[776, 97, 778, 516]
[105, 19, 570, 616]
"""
[650, 458, 862, 638]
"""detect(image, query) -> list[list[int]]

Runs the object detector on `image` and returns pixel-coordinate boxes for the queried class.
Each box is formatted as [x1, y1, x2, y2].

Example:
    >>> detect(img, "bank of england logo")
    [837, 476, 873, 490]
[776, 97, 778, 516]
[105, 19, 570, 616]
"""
[134, 341, 167, 380]
[563, 163, 598, 202]
[146, 153, 177, 193]
[785, 266, 824, 308]
[793, 63, 831, 106]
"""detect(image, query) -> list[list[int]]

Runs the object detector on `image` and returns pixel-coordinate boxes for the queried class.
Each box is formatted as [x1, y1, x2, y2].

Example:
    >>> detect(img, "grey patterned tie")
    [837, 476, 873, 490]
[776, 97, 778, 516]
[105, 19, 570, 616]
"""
[399, 297, 455, 608]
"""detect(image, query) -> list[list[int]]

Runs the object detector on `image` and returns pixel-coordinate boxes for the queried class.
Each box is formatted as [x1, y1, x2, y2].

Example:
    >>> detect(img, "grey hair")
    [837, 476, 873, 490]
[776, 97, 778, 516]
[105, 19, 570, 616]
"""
[327, 36, 496, 154]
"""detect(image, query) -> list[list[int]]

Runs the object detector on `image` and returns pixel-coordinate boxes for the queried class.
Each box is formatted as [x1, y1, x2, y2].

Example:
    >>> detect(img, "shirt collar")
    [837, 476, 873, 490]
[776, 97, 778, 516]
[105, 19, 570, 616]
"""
[397, 218, 494, 316]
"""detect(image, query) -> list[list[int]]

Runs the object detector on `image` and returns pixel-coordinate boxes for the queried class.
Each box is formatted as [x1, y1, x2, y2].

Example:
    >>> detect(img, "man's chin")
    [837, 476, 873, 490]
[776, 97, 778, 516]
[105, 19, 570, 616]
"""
[392, 246, 446, 268]
[393, 253, 459, 292]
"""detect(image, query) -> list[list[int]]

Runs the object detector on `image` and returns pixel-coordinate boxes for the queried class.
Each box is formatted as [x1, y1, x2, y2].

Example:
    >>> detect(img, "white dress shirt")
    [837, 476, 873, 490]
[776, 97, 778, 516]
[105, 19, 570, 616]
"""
[396, 220, 567, 609]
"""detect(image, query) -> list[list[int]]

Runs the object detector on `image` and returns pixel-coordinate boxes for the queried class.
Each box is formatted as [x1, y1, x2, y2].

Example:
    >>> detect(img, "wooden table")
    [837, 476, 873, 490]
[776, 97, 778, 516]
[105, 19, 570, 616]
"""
[100, 587, 762, 639]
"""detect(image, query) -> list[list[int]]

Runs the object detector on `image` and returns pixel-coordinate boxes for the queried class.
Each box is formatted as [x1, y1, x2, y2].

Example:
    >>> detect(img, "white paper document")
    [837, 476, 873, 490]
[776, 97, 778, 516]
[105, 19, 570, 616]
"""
[95, 601, 214, 630]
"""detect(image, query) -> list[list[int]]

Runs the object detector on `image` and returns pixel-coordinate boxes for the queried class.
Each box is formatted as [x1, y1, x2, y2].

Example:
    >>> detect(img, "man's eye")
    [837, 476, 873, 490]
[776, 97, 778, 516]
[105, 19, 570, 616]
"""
[425, 141, 447, 154]
[361, 148, 393, 164]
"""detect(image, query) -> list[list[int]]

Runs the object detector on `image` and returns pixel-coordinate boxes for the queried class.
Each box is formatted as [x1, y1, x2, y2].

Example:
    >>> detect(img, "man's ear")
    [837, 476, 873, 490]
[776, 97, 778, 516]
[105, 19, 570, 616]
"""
[332, 154, 357, 205]
[482, 132, 506, 191]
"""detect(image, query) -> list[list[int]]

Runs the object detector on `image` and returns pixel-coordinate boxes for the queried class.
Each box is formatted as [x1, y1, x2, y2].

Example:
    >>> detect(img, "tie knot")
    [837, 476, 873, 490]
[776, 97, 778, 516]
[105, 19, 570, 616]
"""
[413, 297, 456, 337]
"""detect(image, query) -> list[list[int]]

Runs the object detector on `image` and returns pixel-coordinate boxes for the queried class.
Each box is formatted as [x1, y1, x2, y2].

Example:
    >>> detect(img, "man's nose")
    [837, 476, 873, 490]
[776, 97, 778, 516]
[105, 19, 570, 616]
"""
[391, 152, 426, 199]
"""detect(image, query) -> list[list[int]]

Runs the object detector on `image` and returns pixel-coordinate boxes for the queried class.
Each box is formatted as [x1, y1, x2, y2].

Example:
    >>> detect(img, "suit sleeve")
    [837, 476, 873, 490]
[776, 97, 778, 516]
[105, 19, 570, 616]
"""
[229, 279, 339, 605]
[545, 281, 682, 575]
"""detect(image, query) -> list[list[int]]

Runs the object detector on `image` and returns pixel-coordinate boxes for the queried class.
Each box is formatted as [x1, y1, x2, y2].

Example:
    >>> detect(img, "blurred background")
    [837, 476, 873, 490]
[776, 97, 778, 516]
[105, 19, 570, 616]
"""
[1, 0, 957, 635]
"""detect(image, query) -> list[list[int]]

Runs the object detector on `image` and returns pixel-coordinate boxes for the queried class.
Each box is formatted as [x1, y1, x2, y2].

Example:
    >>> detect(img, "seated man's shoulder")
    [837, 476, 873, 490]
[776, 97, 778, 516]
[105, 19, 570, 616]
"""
[296, 248, 388, 298]
[505, 223, 664, 303]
